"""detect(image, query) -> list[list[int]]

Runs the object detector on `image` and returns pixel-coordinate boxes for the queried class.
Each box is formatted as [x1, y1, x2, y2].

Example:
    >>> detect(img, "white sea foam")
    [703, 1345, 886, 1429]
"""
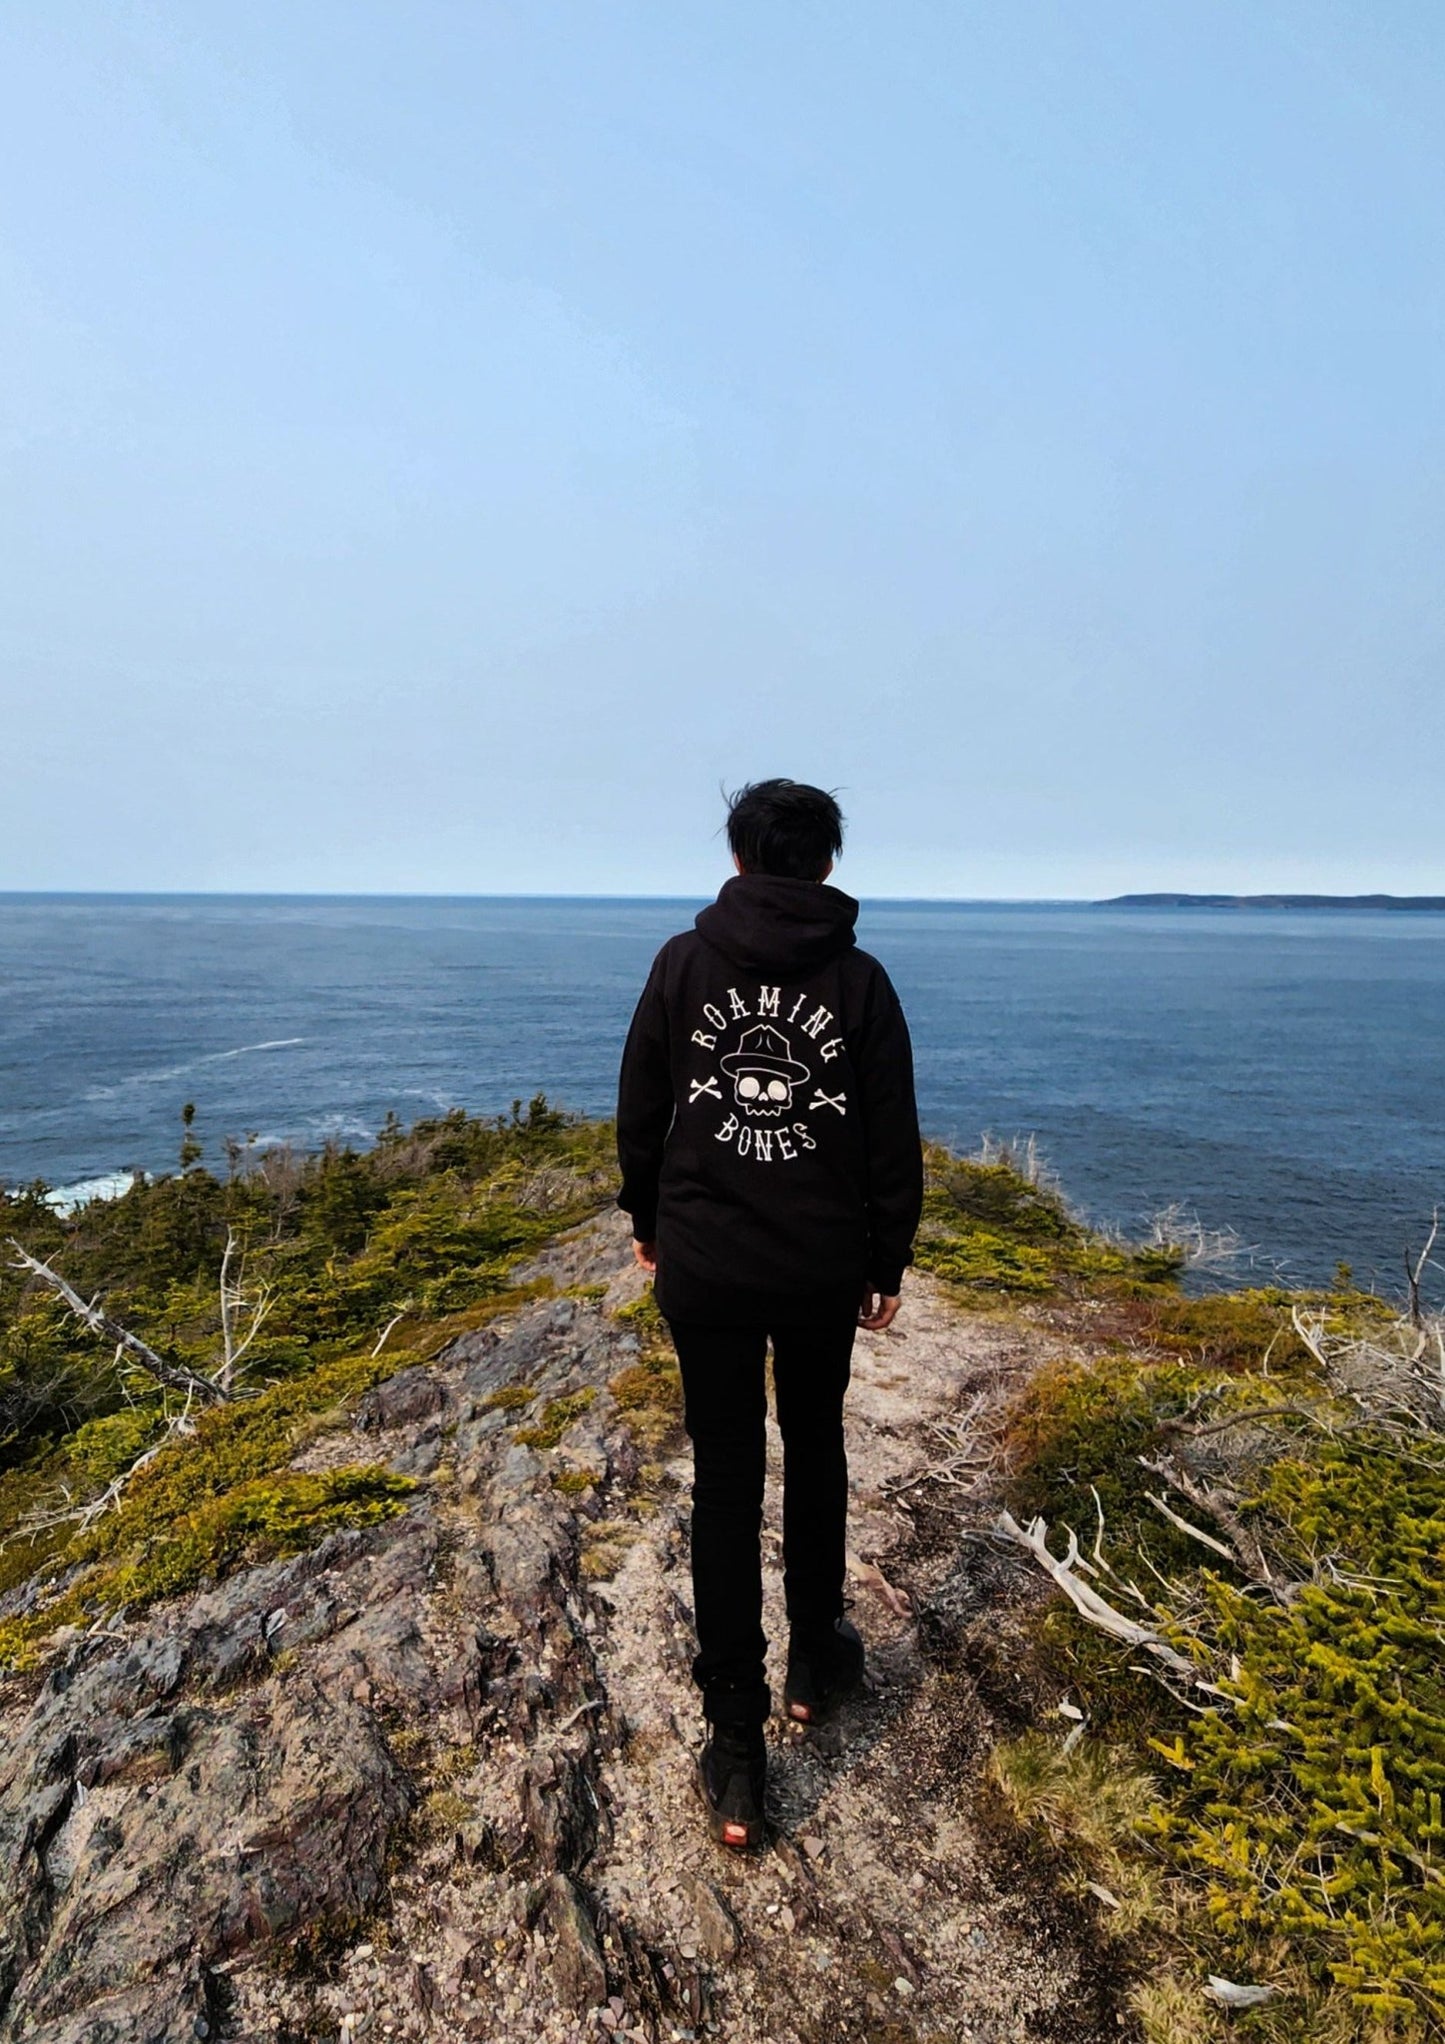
[234, 1114, 378, 1153]
[43, 1171, 139, 1215]
[84, 1039, 306, 1101]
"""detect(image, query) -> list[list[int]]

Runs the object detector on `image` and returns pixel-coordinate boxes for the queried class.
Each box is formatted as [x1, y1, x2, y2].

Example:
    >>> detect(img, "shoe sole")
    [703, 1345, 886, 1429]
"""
[694, 1752, 767, 1850]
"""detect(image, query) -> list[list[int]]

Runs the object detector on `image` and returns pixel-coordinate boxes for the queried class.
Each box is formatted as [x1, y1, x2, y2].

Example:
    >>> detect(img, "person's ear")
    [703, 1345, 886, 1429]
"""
[732, 851, 745, 875]
[820, 857, 834, 880]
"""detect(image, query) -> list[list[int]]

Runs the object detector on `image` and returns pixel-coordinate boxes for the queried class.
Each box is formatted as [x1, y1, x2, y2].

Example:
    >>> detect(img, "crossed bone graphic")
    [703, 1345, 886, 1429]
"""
[694, 1071, 845, 1116]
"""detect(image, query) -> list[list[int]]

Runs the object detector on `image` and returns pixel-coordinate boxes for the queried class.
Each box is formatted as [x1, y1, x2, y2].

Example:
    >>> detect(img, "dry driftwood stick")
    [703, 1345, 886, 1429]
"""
[1161, 1397, 1326, 1441]
[372, 1305, 414, 1358]
[1138, 1451, 1288, 1600]
[993, 1509, 1229, 1696]
[1088, 1484, 1152, 1609]
[7, 1239, 229, 1404]
[4, 1416, 195, 1546]
[1143, 1489, 1237, 1562]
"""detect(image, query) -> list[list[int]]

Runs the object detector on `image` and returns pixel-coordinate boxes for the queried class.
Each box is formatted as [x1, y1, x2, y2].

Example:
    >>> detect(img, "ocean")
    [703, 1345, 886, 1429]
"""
[1, 893, 1441, 1297]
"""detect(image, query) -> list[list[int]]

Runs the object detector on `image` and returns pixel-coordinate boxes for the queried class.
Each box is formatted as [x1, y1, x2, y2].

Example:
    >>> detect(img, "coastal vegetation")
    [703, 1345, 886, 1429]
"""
[1, 1108, 1441, 2037]
[0, 1097, 612, 1664]
[916, 1143, 1445, 2040]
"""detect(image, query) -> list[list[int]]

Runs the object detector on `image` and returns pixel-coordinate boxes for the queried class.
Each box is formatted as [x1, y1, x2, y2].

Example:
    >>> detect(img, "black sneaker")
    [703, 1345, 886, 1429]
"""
[696, 1721, 768, 1850]
[783, 1616, 866, 1726]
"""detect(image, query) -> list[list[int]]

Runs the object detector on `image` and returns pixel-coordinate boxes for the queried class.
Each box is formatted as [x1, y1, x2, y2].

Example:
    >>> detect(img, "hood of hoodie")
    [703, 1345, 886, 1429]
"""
[693, 874, 859, 976]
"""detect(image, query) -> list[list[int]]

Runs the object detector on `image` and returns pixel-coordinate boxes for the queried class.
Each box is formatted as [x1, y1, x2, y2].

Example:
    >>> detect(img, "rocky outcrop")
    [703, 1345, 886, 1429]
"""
[0, 1212, 1126, 2043]
[0, 1490, 443, 2040]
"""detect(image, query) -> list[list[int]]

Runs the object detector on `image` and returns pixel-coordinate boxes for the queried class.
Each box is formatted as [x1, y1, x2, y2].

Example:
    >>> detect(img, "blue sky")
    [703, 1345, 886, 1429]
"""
[3, 2, 1442, 897]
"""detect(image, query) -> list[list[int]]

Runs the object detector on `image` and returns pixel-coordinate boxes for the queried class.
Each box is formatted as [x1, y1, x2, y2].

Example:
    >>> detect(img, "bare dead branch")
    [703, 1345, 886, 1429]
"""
[880, 1399, 991, 1497]
[372, 1305, 413, 1358]
[1088, 1484, 1153, 1609]
[2, 1383, 200, 1549]
[1144, 1490, 1237, 1562]
[7, 1240, 228, 1404]
[1291, 1304, 1331, 1375]
[216, 1229, 275, 1392]
[993, 1509, 1231, 1699]
[1138, 1452, 1291, 1600]
[1162, 1397, 1330, 1441]
[1406, 1209, 1440, 1331]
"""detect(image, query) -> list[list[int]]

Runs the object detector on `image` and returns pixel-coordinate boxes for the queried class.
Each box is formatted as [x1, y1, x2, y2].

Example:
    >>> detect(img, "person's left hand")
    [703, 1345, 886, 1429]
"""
[858, 1287, 900, 1331]
[632, 1238, 658, 1273]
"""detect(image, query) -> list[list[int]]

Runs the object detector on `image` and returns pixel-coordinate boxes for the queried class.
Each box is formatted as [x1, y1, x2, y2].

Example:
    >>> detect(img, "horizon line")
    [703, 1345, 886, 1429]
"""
[0, 886, 1091, 904]
[3, 887, 1444, 907]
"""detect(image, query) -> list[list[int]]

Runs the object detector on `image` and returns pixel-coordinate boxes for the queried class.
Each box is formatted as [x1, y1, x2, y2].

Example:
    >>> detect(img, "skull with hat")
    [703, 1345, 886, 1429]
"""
[719, 1023, 812, 1118]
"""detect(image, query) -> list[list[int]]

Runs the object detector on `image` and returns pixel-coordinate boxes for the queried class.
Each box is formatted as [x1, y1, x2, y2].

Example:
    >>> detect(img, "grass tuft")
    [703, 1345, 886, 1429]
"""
[514, 1386, 597, 1451]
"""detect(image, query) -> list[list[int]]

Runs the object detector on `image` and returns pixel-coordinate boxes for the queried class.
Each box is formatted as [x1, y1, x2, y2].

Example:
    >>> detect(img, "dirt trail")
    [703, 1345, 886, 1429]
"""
[0, 1213, 1118, 2044]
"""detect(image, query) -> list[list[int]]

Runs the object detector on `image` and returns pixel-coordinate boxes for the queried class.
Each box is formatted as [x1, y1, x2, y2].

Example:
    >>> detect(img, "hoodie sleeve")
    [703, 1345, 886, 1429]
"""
[856, 966, 924, 1295]
[616, 949, 675, 1240]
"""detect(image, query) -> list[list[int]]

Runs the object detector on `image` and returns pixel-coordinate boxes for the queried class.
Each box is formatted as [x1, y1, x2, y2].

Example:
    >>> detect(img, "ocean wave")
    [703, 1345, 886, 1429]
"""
[239, 1113, 378, 1152]
[84, 1039, 306, 1101]
[44, 1170, 139, 1215]
[302, 1114, 377, 1143]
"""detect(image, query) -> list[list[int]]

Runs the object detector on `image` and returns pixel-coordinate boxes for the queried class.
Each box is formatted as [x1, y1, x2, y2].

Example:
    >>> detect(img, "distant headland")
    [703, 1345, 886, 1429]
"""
[1101, 892, 1445, 911]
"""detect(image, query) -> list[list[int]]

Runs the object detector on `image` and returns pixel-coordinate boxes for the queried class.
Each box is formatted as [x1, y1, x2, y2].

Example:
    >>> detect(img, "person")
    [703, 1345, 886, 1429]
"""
[615, 778, 923, 1849]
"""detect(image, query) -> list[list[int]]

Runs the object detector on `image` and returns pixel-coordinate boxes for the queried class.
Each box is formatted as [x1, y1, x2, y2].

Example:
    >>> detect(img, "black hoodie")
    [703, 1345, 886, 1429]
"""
[616, 875, 923, 1322]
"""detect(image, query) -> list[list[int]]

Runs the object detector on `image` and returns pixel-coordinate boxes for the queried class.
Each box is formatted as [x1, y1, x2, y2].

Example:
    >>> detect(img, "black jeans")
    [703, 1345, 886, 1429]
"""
[665, 1310, 858, 1728]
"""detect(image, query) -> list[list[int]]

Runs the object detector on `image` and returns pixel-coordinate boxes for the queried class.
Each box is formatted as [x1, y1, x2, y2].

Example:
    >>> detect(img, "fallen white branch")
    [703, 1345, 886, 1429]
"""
[994, 1510, 1229, 1697]
[1144, 1490, 1237, 1562]
[1089, 1484, 1152, 1608]
[1406, 1209, 1440, 1331]
[7, 1240, 228, 1404]
[1138, 1451, 1287, 1597]
[371, 1306, 413, 1359]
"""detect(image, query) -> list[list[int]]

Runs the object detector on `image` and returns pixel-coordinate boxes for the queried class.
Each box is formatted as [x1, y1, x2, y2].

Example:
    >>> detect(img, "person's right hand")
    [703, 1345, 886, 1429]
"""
[632, 1238, 658, 1273]
[858, 1288, 900, 1332]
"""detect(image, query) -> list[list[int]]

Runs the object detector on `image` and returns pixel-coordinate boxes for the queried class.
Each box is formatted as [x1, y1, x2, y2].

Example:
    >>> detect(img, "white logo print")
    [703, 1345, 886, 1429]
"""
[719, 1023, 810, 1118]
[688, 984, 848, 1163]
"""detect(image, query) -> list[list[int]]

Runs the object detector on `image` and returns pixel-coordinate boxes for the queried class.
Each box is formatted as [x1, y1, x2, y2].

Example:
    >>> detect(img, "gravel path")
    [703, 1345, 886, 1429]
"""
[1, 1212, 1125, 2044]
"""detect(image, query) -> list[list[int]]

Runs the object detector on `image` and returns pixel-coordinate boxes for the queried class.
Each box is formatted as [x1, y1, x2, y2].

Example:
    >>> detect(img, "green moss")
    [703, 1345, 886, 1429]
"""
[420, 1787, 473, 1835]
[607, 1288, 683, 1450]
[0, 1102, 615, 1660]
[0, 1464, 414, 1671]
[64, 1405, 170, 1490]
[1004, 1350, 1226, 1553]
[608, 1350, 683, 1451]
[990, 1730, 1162, 1934]
[552, 1466, 602, 1496]
[1003, 1312, 1445, 2032]
[578, 1518, 639, 1580]
[478, 1382, 536, 1414]
[99, 1464, 415, 1603]
[1137, 1287, 1331, 1376]
[613, 1287, 667, 1334]
[913, 1144, 1184, 1299]
[515, 1386, 596, 1451]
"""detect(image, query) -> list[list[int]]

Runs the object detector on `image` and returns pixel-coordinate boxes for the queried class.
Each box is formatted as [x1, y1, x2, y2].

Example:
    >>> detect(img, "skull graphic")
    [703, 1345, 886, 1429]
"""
[718, 1023, 812, 1118]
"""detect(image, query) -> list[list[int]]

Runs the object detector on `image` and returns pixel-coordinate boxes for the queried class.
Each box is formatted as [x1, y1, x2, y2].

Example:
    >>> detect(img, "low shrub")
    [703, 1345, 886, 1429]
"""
[914, 1144, 1184, 1298]
[1001, 1302, 1445, 2036]
[0, 1101, 614, 1670]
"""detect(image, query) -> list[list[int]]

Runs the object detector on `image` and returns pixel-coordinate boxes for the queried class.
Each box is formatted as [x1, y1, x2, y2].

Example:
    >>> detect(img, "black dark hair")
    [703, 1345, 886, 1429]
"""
[724, 778, 845, 881]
